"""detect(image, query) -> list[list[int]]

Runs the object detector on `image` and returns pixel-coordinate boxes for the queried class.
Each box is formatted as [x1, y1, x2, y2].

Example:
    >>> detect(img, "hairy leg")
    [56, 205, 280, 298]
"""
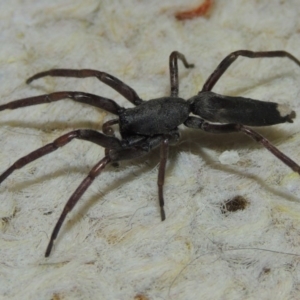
[185, 116, 300, 173]
[0, 91, 123, 115]
[202, 50, 300, 92]
[0, 130, 122, 184]
[169, 51, 194, 97]
[26, 69, 143, 105]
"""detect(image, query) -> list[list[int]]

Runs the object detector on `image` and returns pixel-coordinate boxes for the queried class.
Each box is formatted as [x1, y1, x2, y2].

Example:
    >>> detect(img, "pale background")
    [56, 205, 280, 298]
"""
[1, 1, 300, 299]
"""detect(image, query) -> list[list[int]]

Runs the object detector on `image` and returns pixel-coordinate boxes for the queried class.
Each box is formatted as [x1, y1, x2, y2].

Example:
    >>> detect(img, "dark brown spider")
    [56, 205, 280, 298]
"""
[1, 50, 300, 257]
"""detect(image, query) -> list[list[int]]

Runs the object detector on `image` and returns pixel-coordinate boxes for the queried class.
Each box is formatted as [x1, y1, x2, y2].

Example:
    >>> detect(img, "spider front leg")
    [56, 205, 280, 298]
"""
[202, 50, 300, 92]
[169, 51, 194, 97]
[0, 130, 122, 184]
[27, 69, 143, 106]
[45, 155, 111, 257]
[0, 91, 123, 115]
[45, 143, 161, 257]
[185, 116, 300, 173]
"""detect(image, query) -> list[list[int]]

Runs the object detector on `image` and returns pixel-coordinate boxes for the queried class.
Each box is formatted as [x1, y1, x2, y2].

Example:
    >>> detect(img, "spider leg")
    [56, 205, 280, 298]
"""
[102, 118, 120, 167]
[0, 129, 122, 184]
[169, 51, 194, 97]
[157, 137, 169, 221]
[185, 116, 300, 173]
[45, 144, 158, 257]
[153, 131, 180, 220]
[202, 50, 300, 92]
[26, 69, 143, 106]
[45, 155, 111, 257]
[102, 119, 119, 136]
[0, 91, 123, 115]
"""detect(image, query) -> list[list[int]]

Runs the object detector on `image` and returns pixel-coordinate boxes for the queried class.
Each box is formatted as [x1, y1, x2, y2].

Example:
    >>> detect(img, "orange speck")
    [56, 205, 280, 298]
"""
[175, 0, 214, 20]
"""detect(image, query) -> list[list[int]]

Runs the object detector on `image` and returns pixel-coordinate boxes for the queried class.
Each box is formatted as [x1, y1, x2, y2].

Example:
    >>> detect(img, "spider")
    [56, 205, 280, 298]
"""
[1, 50, 300, 257]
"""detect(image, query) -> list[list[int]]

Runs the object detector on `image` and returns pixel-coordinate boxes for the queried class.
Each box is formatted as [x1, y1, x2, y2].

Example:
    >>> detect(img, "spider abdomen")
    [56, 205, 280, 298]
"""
[189, 91, 295, 126]
[119, 97, 190, 136]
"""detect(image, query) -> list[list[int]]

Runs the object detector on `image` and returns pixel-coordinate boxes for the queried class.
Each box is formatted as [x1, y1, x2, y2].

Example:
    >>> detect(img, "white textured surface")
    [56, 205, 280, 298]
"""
[219, 150, 240, 165]
[1, 1, 300, 299]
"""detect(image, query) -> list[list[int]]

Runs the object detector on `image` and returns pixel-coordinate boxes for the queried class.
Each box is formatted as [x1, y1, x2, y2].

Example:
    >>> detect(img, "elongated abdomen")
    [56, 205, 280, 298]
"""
[189, 91, 295, 126]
